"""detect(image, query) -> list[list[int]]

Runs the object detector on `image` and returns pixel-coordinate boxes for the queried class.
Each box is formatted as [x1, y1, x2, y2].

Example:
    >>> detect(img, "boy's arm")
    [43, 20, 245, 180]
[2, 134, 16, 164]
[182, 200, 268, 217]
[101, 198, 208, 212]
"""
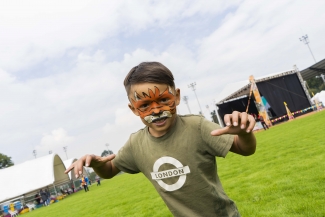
[65, 154, 120, 179]
[211, 111, 256, 156]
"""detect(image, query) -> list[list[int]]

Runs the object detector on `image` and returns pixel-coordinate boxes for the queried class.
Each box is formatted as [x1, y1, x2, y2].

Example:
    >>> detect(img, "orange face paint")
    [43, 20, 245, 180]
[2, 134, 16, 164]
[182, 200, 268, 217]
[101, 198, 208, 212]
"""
[131, 86, 176, 119]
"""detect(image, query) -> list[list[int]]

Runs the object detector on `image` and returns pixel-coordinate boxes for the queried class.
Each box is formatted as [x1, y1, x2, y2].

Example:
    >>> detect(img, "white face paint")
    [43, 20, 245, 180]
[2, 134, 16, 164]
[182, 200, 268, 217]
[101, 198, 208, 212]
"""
[150, 156, 190, 191]
[134, 92, 141, 101]
[143, 111, 173, 123]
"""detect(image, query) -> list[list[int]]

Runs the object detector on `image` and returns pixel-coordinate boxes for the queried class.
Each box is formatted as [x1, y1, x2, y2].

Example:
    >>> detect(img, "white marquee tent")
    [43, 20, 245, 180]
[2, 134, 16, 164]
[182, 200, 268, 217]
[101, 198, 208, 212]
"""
[0, 154, 70, 204]
[311, 90, 325, 105]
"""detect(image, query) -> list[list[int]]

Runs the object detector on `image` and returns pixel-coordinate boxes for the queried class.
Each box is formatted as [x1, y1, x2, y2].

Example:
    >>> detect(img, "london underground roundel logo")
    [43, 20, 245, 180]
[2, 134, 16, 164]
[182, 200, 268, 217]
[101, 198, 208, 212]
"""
[150, 156, 190, 191]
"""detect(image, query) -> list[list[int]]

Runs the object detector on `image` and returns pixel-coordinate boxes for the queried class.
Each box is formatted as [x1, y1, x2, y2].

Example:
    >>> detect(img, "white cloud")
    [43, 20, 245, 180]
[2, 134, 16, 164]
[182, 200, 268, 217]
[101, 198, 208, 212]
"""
[36, 128, 74, 155]
[0, 0, 238, 72]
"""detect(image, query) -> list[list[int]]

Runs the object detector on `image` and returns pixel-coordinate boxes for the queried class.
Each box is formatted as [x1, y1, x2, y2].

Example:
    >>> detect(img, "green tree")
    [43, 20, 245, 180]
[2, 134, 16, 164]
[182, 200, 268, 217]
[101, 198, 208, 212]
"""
[101, 150, 113, 157]
[307, 76, 325, 94]
[211, 110, 219, 124]
[0, 153, 14, 169]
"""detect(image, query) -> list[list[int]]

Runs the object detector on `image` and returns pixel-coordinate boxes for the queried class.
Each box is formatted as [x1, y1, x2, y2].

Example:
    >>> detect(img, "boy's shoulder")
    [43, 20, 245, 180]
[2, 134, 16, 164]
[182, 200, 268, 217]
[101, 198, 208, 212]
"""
[128, 126, 147, 140]
[177, 114, 204, 124]
[178, 114, 203, 119]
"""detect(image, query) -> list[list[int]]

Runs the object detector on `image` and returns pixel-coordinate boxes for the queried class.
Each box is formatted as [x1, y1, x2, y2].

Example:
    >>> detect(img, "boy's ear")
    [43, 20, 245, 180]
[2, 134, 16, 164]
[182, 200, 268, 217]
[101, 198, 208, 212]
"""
[175, 88, 181, 106]
[128, 103, 140, 116]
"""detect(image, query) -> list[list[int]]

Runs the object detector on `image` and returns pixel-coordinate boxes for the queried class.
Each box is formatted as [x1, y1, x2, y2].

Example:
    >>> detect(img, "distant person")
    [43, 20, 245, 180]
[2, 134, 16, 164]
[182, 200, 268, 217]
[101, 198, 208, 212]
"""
[259, 115, 269, 130]
[66, 62, 257, 216]
[85, 176, 91, 186]
[45, 189, 51, 205]
[71, 182, 75, 193]
[40, 189, 48, 206]
[80, 175, 89, 192]
[35, 193, 41, 205]
[96, 178, 101, 186]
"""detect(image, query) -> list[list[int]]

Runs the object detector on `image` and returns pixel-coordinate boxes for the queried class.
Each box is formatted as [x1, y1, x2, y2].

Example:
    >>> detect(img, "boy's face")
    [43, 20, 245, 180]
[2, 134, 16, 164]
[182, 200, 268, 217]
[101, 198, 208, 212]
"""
[128, 83, 180, 137]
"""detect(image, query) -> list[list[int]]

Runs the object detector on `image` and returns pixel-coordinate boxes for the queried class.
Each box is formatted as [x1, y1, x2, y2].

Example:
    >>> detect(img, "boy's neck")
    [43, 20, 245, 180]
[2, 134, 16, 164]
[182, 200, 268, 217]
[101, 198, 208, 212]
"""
[148, 115, 177, 137]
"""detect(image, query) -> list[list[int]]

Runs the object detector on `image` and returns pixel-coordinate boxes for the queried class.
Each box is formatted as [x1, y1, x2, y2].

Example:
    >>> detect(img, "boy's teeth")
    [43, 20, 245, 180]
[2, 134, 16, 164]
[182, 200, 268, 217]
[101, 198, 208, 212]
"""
[153, 117, 166, 123]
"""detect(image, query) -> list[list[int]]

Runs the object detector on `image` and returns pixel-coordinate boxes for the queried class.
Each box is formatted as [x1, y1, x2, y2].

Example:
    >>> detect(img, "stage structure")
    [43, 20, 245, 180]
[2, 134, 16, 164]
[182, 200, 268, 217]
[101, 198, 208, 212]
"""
[248, 75, 272, 126]
[215, 67, 313, 126]
[284, 102, 294, 120]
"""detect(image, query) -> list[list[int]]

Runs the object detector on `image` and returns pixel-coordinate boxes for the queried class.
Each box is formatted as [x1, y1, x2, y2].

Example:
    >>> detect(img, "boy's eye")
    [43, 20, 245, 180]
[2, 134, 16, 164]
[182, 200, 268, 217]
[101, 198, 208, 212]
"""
[139, 103, 149, 109]
[160, 98, 169, 103]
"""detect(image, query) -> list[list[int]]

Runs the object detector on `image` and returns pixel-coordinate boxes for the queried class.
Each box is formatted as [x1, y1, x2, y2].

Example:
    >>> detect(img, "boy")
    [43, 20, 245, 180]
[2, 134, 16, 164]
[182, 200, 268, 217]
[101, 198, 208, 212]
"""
[65, 62, 256, 216]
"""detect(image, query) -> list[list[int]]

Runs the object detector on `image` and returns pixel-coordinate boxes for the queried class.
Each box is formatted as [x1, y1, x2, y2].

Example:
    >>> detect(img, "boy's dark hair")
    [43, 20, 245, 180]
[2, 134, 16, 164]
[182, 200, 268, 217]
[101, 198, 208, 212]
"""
[124, 62, 175, 95]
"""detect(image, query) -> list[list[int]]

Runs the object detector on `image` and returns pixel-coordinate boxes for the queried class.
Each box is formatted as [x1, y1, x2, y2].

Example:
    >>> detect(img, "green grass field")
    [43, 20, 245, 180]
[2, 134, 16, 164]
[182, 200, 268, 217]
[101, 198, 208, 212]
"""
[23, 111, 325, 217]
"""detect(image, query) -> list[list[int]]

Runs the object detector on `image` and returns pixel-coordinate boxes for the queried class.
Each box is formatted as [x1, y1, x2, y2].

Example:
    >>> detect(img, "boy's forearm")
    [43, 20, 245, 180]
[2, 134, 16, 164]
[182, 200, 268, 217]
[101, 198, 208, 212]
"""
[232, 133, 256, 156]
[93, 161, 120, 179]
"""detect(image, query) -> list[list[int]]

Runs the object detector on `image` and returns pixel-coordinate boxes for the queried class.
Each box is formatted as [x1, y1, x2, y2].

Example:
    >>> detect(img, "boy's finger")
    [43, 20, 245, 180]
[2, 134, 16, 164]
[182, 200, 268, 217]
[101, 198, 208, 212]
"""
[239, 112, 248, 129]
[223, 114, 232, 126]
[211, 127, 229, 136]
[64, 163, 75, 174]
[85, 155, 94, 167]
[74, 156, 86, 178]
[246, 115, 256, 133]
[231, 111, 239, 126]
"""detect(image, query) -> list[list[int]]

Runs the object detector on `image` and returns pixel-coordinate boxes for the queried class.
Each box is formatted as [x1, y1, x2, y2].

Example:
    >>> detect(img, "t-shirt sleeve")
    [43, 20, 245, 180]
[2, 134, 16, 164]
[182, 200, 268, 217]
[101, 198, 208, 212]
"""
[200, 117, 234, 157]
[112, 136, 140, 174]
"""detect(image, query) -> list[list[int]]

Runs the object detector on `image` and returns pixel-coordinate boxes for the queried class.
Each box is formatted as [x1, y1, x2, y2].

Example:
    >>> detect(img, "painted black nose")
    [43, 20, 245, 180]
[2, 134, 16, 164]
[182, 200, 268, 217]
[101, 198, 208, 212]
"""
[151, 110, 163, 116]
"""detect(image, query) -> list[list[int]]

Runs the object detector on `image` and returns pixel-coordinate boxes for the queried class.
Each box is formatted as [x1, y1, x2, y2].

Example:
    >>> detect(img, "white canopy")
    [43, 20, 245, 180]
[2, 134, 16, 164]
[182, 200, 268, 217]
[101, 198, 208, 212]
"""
[311, 90, 325, 105]
[0, 154, 70, 203]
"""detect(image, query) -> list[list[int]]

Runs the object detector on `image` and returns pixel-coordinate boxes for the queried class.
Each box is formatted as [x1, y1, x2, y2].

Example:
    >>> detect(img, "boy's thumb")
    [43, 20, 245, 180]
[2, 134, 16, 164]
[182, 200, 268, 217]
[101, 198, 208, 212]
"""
[211, 127, 229, 136]
[105, 154, 116, 161]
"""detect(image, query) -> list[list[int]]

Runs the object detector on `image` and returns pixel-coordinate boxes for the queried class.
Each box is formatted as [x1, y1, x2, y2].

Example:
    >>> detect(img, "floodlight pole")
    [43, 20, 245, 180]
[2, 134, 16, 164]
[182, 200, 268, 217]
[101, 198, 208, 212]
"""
[63, 146, 68, 160]
[213, 100, 224, 127]
[33, 150, 37, 159]
[299, 34, 316, 63]
[206, 105, 211, 115]
[182, 96, 192, 114]
[105, 143, 110, 151]
[188, 82, 203, 115]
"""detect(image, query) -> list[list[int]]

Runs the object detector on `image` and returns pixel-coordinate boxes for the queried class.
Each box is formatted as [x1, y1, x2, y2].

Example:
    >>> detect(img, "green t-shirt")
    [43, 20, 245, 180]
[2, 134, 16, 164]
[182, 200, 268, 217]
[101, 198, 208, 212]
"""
[113, 115, 240, 217]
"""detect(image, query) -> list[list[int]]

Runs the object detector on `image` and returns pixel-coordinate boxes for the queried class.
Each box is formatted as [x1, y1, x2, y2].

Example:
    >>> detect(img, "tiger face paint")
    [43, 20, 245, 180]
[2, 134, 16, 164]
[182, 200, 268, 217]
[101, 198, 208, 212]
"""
[131, 86, 177, 123]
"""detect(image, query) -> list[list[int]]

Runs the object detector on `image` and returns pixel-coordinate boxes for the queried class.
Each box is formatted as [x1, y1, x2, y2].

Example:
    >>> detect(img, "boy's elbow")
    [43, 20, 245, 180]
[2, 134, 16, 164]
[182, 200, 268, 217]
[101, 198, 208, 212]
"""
[243, 148, 256, 156]
[242, 144, 256, 156]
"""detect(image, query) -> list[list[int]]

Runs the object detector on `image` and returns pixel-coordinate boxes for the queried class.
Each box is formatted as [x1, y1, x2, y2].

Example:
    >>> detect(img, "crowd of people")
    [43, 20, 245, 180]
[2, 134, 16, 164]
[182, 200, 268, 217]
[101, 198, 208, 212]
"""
[34, 189, 50, 206]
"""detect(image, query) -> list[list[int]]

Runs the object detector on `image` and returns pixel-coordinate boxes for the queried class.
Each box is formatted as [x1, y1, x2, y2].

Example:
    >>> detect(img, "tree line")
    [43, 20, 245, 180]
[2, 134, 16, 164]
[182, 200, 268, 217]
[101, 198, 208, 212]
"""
[0, 153, 14, 169]
[307, 76, 325, 95]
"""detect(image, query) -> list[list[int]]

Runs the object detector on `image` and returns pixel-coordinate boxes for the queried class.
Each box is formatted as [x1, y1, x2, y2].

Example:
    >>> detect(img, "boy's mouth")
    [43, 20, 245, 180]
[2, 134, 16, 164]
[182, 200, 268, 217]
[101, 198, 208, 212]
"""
[144, 111, 172, 123]
[152, 117, 168, 126]
[152, 117, 168, 123]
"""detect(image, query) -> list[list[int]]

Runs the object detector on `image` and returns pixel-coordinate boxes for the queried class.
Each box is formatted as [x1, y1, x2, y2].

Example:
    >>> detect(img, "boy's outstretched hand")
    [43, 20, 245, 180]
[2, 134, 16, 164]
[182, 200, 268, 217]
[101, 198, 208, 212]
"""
[64, 154, 119, 179]
[211, 111, 256, 156]
[211, 111, 255, 136]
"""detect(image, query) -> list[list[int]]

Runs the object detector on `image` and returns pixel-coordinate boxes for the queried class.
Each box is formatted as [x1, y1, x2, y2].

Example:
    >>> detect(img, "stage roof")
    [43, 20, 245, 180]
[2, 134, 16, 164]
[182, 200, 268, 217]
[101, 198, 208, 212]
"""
[215, 69, 296, 104]
[215, 59, 325, 106]
[300, 58, 325, 80]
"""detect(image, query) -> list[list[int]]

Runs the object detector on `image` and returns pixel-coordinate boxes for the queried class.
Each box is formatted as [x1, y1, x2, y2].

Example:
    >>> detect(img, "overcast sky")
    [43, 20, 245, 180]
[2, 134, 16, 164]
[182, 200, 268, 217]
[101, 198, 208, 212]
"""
[1, 0, 324, 165]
